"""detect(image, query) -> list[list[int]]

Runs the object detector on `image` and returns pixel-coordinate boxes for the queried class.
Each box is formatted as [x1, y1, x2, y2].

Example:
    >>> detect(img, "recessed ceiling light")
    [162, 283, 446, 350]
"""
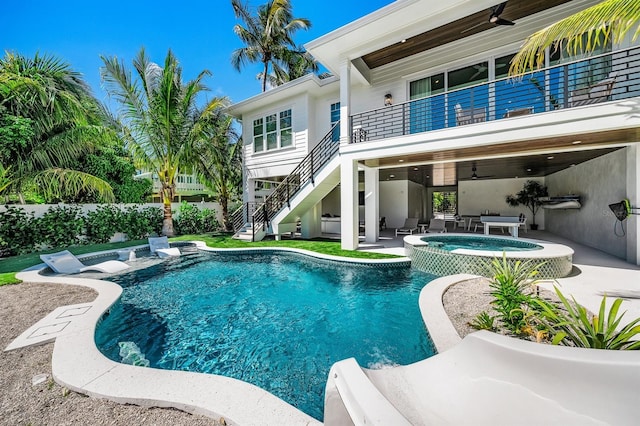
[526, 168, 532, 172]
[547, 156, 554, 160]
[389, 174, 395, 178]
[570, 163, 576, 167]
[413, 167, 419, 171]
[426, 175, 430, 178]
[398, 159, 404, 163]
[572, 140, 582, 145]
[401, 39, 406, 43]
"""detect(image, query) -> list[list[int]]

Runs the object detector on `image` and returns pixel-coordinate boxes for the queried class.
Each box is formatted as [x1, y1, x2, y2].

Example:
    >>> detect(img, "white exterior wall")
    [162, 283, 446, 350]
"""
[459, 178, 546, 229]
[380, 180, 409, 229]
[243, 93, 311, 180]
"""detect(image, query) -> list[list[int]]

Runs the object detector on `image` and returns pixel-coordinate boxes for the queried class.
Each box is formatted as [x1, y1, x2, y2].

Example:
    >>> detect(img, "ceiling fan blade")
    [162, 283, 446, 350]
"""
[495, 17, 515, 26]
[461, 21, 489, 34]
[492, 2, 507, 17]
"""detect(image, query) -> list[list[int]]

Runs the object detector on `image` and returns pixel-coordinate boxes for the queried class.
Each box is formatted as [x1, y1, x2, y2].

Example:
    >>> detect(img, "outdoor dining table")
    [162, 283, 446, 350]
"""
[480, 216, 521, 238]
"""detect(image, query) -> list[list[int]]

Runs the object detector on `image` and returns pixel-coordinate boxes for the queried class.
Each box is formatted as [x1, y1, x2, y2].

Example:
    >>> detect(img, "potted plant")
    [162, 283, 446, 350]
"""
[505, 180, 548, 230]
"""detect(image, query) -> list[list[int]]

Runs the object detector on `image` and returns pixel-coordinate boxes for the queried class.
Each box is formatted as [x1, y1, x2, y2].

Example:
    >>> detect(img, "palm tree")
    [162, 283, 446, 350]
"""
[101, 48, 225, 236]
[510, 0, 640, 74]
[0, 52, 115, 203]
[231, 0, 311, 92]
[258, 47, 318, 87]
[191, 110, 242, 231]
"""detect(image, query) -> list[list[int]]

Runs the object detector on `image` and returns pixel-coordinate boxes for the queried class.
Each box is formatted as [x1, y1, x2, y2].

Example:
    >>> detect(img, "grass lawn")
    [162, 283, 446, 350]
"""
[0, 234, 399, 285]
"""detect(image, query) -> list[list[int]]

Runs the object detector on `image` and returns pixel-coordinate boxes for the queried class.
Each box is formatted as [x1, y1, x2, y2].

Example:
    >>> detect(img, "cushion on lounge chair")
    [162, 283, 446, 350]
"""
[148, 236, 181, 257]
[40, 250, 130, 274]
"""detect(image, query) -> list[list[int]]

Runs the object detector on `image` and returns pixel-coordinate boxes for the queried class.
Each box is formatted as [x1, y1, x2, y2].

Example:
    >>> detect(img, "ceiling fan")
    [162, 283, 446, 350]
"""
[461, 2, 516, 34]
[467, 163, 495, 180]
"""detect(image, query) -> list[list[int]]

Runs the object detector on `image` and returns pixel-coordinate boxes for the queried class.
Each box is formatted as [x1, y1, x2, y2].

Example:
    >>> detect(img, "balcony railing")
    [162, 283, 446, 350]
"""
[350, 46, 640, 143]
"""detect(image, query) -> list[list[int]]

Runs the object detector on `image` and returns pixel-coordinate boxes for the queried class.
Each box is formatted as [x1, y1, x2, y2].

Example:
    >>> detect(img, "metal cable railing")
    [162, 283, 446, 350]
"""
[351, 46, 640, 142]
[250, 123, 340, 240]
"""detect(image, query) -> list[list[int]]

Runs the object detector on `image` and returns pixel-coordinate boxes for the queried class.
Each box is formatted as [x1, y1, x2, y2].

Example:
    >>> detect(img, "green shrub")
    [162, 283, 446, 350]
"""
[531, 287, 640, 349]
[175, 202, 219, 235]
[37, 205, 84, 249]
[488, 254, 542, 335]
[121, 205, 162, 240]
[85, 205, 124, 244]
[0, 206, 37, 256]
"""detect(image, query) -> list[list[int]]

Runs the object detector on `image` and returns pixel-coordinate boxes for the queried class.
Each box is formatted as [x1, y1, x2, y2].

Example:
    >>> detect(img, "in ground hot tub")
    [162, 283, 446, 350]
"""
[404, 233, 574, 279]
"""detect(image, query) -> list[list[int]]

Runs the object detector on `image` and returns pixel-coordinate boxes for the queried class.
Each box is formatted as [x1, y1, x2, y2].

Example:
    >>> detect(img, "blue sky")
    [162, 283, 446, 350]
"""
[3, 0, 394, 108]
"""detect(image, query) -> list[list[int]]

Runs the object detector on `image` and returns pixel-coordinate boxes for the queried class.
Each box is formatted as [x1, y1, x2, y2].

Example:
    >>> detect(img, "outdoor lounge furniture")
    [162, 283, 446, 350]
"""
[569, 72, 618, 107]
[395, 218, 419, 236]
[40, 250, 130, 274]
[455, 104, 486, 126]
[425, 218, 446, 233]
[148, 236, 181, 258]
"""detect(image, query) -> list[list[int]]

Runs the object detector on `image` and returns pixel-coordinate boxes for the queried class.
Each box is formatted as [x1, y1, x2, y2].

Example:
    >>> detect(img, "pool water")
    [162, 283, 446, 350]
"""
[421, 235, 542, 252]
[95, 252, 436, 420]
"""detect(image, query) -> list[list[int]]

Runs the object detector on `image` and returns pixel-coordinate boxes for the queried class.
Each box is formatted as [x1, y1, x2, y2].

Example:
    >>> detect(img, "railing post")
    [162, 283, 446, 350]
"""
[286, 180, 290, 208]
[311, 151, 315, 185]
[563, 65, 569, 108]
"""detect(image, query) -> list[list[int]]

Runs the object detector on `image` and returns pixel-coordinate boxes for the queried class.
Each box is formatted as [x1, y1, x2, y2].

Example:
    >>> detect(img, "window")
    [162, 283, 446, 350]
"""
[252, 109, 293, 152]
[330, 102, 340, 142]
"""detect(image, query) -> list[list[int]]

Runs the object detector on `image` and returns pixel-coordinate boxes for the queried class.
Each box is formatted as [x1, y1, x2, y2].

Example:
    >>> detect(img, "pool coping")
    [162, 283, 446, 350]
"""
[8, 241, 412, 425]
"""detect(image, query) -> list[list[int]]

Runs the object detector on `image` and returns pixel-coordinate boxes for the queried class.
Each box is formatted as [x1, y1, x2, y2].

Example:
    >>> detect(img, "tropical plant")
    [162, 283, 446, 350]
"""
[0, 205, 37, 256]
[174, 202, 220, 235]
[191, 111, 242, 231]
[510, 0, 640, 74]
[101, 48, 225, 236]
[469, 311, 497, 331]
[37, 205, 85, 248]
[505, 180, 548, 229]
[487, 253, 542, 334]
[258, 47, 318, 87]
[531, 287, 640, 349]
[231, 0, 312, 92]
[0, 52, 115, 203]
[85, 205, 125, 244]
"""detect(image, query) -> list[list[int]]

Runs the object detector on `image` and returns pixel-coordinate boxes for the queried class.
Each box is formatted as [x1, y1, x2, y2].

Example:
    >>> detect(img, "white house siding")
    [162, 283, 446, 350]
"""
[546, 148, 629, 260]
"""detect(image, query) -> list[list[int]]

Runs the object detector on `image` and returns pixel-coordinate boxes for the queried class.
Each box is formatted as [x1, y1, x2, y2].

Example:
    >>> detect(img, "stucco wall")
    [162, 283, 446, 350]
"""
[380, 180, 409, 229]
[458, 177, 546, 229]
[546, 149, 628, 260]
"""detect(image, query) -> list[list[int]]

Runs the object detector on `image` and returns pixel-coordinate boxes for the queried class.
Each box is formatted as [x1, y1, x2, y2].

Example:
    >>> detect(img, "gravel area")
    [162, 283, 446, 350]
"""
[0, 281, 222, 426]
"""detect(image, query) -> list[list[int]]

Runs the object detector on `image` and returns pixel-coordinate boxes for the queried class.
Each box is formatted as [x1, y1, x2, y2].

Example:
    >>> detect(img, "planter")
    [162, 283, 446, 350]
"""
[530, 224, 539, 231]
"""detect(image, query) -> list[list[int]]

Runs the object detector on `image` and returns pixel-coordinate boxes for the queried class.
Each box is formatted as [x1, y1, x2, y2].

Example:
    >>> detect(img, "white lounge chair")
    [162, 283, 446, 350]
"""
[426, 218, 446, 233]
[40, 250, 130, 274]
[148, 236, 181, 258]
[395, 218, 419, 236]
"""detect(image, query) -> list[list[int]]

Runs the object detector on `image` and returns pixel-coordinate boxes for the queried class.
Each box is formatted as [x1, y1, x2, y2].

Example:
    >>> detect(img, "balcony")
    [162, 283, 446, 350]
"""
[350, 47, 640, 143]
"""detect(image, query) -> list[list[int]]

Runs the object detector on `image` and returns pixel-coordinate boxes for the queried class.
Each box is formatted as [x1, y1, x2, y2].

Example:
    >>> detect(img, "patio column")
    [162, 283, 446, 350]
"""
[628, 145, 640, 265]
[339, 59, 351, 146]
[364, 166, 379, 243]
[341, 157, 359, 250]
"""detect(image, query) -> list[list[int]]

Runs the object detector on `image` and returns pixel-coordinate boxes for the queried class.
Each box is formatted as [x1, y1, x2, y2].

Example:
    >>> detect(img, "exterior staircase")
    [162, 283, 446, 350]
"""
[232, 123, 340, 242]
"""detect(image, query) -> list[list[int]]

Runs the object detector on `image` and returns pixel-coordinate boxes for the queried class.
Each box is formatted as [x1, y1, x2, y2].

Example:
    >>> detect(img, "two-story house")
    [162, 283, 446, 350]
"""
[228, 0, 640, 265]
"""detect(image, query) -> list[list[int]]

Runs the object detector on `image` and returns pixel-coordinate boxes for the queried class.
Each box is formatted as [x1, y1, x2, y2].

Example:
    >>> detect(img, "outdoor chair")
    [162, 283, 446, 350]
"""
[148, 236, 181, 258]
[426, 218, 446, 233]
[569, 72, 618, 107]
[518, 213, 528, 233]
[455, 104, 486, 126]
[379, 216, 387, 231]
[40, 250, 130, 274]
[453, 215, 466, 230]
[395, 218, 419, 236]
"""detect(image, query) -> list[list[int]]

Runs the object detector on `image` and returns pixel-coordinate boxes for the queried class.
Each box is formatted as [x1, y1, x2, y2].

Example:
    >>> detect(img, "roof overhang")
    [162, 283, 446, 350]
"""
[227, 74, 338, 118]
[305, 0, 579, 76]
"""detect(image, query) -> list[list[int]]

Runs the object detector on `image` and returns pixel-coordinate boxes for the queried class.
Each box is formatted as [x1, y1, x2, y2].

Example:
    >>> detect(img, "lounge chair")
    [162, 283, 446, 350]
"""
[395, 218, 419, 236]
[40, 250, 130, 274]
[148, 236, 181, 258]
[426, 218, 446, 233]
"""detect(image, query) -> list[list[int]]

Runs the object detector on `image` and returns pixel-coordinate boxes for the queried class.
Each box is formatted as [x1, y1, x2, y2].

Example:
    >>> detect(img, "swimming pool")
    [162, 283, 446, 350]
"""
[420, 235, 542, 252]
[95, 251, 436, 420]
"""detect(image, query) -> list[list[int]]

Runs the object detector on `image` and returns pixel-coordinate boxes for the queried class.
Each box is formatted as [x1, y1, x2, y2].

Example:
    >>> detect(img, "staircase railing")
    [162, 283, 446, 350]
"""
[251, 122, 340, 239]
[231, 201, 262, 233]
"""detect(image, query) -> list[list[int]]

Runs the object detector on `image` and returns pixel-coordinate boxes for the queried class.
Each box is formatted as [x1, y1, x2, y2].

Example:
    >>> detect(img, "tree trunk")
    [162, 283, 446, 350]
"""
[161, 183, 175, 236]
[221, 196, 231, 231]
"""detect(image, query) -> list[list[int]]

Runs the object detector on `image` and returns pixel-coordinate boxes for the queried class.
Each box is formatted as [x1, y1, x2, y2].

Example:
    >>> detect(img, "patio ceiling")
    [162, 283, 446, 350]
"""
[361, 0, 572, 69]
[367, 127, 639, 186]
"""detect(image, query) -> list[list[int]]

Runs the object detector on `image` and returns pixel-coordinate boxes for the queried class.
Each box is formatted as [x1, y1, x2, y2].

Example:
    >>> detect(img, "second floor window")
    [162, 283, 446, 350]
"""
[330, 102, 340, 142]
[253, 109, 292, 153]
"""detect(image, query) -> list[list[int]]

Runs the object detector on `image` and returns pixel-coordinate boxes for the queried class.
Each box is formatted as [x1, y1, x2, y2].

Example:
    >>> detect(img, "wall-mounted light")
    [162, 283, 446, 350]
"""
[384, 93, 393, 106]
